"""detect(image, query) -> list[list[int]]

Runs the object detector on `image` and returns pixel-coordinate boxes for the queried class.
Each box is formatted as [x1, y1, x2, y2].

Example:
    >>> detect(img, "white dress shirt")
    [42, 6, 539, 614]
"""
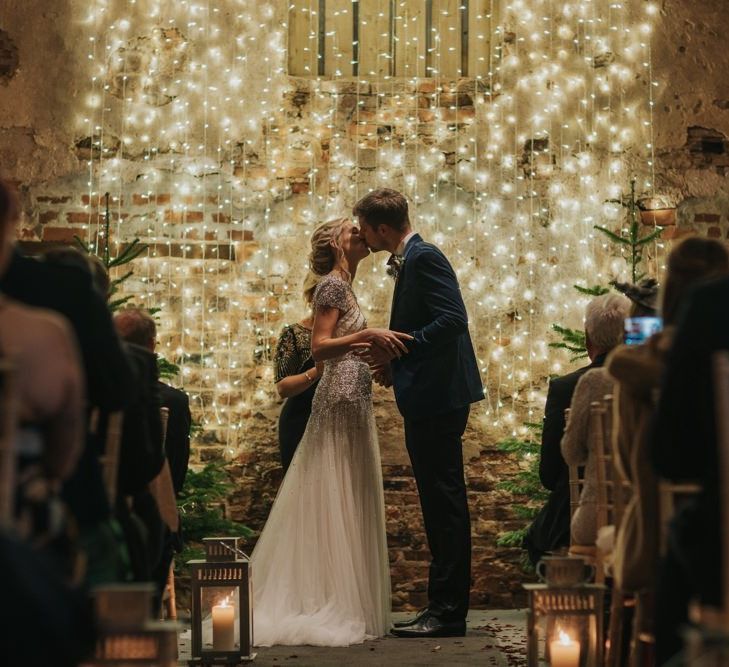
[396, 231, 417, 256]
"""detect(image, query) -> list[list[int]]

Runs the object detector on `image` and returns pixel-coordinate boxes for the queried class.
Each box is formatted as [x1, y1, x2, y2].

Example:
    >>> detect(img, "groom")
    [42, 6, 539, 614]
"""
[354, 189, 484, 638]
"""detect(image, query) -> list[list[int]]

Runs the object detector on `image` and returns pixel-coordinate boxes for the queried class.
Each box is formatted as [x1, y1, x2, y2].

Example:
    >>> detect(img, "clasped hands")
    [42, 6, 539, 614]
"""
[353, 328, 413, 388]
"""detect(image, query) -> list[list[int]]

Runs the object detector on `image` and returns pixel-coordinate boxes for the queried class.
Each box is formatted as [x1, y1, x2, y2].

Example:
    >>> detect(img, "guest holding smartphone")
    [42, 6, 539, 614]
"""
[274, 273, 323, 472]
[605, 237, 729, 662]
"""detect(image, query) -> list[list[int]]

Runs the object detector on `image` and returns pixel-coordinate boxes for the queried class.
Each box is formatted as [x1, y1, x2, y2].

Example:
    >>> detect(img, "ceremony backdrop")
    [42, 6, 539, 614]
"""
[1, 0, 728, 606]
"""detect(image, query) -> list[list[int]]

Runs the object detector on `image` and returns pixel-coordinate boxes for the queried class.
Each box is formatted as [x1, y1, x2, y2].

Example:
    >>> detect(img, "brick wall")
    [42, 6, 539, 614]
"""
[2, 0, 729, 613]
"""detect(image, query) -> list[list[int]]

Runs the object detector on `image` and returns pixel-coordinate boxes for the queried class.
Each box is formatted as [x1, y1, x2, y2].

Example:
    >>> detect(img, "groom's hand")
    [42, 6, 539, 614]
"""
[372, 364, 393, 388]
[359, 344, 398, 366]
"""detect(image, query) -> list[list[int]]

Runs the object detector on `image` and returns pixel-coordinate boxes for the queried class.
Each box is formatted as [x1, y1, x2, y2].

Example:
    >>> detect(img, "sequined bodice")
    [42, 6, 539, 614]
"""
[311, 274, 371, 409]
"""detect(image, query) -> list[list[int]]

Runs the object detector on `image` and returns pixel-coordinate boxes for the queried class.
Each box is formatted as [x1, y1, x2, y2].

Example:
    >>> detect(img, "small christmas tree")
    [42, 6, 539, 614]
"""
[75, 192, 148, 311]
[594, 179, 663, 284]
[175, 462, 253, 569]
[550, 179, 662, 358]
[496, 422, 546, 568]
[76, 193, 180, 379]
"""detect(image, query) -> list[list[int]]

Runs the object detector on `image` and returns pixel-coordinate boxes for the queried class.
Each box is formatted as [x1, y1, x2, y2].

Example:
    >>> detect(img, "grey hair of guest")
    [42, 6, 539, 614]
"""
[584, 293, 632, 353]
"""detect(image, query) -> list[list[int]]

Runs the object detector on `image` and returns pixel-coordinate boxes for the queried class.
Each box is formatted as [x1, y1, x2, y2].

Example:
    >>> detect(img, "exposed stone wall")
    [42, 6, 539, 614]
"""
[0, 0, 728, 611]
[652, 0, 729, 238]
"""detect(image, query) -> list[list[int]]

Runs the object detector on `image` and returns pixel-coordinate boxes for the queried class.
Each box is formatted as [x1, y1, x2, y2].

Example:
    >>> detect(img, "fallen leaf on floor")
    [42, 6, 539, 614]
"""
[432, 645, 441, 652]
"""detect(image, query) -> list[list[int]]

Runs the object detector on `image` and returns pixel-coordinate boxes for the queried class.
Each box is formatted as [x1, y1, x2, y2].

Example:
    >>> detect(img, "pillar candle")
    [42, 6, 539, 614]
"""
[212, 598, 235, 651]
[550, 631, 580, 667]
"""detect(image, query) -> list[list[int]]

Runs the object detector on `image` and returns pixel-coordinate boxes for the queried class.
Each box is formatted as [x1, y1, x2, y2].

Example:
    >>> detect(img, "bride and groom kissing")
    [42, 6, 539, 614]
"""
[251, 188, 484, 647]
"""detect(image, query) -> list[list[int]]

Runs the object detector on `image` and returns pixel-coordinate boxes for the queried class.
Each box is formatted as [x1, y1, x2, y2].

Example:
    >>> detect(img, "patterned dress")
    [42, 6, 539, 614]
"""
[251, 273, 391, 646]
[274, 323, 316, 472]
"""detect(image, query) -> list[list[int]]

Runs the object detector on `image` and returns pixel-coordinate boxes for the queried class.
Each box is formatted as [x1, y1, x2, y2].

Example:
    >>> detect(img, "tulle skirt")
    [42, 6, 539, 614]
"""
[251, 398, 391, 647]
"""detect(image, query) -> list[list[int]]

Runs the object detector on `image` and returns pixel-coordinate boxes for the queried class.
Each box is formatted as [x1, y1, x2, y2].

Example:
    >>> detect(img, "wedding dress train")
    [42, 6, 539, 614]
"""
[251, 274, 391, 647]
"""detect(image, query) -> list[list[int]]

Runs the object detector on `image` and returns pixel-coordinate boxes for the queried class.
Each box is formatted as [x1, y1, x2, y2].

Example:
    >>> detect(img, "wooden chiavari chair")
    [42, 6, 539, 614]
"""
[568, 401, 610, 586]
[150, 407, 179, 622]
[93, 410, 124, 506]
[598, 394, 638, 667]
[86, 407, 181, 665]
[0, 361, 16, 527]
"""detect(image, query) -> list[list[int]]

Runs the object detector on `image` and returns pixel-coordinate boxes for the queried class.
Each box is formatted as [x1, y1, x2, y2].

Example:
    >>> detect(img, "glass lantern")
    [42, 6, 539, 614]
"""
[84, 583, 179, 667]
[524, 582, 605, 667]
[189, 537, 254, 665]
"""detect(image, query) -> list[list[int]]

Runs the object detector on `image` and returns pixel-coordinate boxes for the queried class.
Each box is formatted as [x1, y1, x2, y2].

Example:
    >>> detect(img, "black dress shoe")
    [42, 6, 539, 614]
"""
[393, 608, 429, 628]
[391, 612, 466, 638]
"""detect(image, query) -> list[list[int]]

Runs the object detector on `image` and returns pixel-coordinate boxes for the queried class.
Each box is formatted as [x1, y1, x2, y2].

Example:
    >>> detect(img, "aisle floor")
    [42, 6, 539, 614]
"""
[177, 609, 527, 666]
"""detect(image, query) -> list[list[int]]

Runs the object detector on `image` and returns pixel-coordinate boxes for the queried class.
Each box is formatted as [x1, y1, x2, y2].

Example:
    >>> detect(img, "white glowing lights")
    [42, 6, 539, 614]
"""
[81, 0, 659, 446]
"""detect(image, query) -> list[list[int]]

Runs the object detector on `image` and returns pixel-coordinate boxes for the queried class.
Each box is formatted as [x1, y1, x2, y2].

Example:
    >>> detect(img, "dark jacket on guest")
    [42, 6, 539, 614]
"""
[158, 381, 191, 495]
[523, 354, 607, 565]
[117, 343, 164, 496]
[0, 249, 135, 527]
[112, 342, 165, 582]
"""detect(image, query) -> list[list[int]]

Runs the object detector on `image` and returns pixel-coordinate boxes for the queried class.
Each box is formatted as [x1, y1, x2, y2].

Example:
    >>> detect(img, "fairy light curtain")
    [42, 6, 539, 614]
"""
[78, 0, 659, 452]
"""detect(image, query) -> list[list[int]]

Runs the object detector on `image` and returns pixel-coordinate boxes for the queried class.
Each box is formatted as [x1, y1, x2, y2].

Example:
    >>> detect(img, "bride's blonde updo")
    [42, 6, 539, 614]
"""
[309, 218, 348, 277]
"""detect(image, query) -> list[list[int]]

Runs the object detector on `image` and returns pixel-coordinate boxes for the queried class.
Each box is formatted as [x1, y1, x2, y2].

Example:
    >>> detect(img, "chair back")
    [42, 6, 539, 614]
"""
[159, 407, 169, 449]
[0, 361, 16, 526]
[565, 408, 585, 524]
[657, 481, 701, 556]
[713, 351, 729, 614]
[97, 411, 124, 505]
[148, 407, 178, 532]
[592, 399, 613, 531]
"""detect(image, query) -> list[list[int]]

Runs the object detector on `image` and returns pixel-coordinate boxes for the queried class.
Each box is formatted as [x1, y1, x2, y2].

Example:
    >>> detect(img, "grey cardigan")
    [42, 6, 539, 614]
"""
[561, 368, 614, 545]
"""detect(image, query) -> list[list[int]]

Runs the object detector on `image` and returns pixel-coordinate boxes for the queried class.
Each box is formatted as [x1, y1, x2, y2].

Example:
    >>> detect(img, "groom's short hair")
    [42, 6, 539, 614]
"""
[353, 189, 410, 232]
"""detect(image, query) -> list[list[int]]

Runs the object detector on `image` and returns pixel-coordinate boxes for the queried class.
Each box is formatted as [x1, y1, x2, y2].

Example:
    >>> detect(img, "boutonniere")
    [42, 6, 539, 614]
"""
[386, 254, 404, 280]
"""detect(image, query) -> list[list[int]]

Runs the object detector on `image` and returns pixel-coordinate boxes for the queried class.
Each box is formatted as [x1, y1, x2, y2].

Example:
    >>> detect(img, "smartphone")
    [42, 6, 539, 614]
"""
[624, 316, 662, 345]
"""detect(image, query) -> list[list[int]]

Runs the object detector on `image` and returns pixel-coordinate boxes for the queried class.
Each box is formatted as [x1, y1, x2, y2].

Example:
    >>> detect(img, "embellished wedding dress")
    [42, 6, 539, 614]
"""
[251, 274, 391, 647]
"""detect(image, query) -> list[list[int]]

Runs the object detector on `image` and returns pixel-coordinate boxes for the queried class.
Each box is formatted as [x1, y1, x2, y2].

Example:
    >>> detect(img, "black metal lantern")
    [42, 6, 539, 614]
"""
[189, 537, 254, 665]
[524, 582, 605, 667]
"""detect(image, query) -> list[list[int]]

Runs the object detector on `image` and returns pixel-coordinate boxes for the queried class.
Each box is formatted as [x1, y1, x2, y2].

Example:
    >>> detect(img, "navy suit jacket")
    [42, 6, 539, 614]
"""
[389, 234, 484, 419]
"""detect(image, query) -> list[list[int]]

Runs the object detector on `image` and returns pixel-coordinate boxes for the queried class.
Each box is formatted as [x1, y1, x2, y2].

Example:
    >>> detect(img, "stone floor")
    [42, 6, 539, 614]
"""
[178, 609, 527, 666]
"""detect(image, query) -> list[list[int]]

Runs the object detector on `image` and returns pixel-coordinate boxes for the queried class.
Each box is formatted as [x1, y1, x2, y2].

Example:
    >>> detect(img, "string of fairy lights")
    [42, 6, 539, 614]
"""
[78, 0, 660, 450]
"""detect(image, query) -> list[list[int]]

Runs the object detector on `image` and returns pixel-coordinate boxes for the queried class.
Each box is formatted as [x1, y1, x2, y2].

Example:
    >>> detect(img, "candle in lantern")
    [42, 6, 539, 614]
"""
[550, 630, 580, 667]
[212, 596, 235, 651]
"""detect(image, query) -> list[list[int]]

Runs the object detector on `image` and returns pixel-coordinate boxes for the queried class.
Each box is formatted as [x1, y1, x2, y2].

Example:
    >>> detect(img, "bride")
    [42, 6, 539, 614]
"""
[251, 218, 412, 647]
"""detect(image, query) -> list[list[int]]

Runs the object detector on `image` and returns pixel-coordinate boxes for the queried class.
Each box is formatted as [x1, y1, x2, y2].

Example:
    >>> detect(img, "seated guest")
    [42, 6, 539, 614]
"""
[274, 272, 322, 473]
[51, 237, 165, 586]
[44, 247, 111, 300]
[607, 238, 729, 598]
[560, 293, 631, 546]
[113, 307, 191, 495]
[114, 306, 191, 596]
[523, 293, 629, 564]
[0, 182, 85, 574]
[651, 270, 729, 661]
[0, 181, 135, 584]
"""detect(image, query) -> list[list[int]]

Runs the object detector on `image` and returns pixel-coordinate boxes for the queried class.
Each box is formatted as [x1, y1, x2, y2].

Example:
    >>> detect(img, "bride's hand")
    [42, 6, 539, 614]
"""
[361, 328, 412, 357]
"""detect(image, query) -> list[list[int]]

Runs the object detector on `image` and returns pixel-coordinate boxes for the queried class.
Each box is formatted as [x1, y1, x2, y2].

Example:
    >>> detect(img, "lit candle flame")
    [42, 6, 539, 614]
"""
[558, 630, 573, 646]
[220, 596, 230, 608]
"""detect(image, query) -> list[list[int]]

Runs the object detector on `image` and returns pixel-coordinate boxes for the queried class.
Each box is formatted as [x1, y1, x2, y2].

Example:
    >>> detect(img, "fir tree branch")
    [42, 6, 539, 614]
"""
[574, 284, 610, 296]
[108, 239, 148, 267]
[108, 295, 134, 312]
[110, 270, 134, 290]
[594, 225, 630, 245]
[73, 235, 94, 254]
[635, 228, 663, 246]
